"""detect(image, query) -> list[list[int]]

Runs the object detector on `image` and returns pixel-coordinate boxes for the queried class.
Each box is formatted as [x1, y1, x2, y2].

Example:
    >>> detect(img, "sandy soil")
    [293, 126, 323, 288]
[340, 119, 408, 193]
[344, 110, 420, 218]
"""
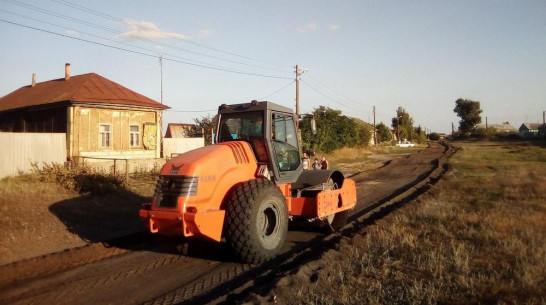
[0, 145, 442, 304]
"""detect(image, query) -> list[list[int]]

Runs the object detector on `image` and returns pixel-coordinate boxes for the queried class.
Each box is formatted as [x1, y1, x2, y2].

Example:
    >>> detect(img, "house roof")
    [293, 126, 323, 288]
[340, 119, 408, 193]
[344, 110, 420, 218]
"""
[519, 123, 542, 130]
[478, 122, 517, 132]
[165, 123, 196, 138]
[351, 117, 374, 128]
[0, 73, 169, 112]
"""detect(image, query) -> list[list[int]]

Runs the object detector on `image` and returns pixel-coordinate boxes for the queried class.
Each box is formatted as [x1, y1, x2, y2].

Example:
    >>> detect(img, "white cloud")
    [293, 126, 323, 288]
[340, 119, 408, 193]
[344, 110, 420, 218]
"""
[329, 24, 341, 31]
[66, 30, 79, 36]
[196, 29, 213, 39]
[121, 19, 189, 40]
[297, 22, 317, 34]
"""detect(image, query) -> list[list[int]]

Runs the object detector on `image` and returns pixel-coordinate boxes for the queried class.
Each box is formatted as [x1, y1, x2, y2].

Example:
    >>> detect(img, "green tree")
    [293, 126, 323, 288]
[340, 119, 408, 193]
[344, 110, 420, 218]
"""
[300, 106, 371, 153]
[472, 127, 498, 139]
[429, 132, 440, 141]
[192, 114, 218, 145]
[376, 122, 393, 143]
[413, 126, 427, 144]
[453, 98, 482, 136]
[391, 107, 414, 141]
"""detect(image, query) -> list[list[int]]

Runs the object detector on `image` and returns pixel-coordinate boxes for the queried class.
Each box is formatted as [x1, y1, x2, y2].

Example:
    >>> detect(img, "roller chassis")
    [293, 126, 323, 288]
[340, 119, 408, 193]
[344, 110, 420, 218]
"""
[139, 101, 357, 263]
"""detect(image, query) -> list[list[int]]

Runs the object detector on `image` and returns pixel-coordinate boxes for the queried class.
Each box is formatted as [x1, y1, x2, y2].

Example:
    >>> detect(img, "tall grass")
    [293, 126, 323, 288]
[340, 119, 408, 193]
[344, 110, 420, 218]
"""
[290, 142, 546, 304]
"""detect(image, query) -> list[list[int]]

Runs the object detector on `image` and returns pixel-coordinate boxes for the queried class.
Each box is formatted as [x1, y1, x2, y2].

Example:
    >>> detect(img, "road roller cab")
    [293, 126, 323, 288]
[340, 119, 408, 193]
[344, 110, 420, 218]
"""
[139, 100, 357, 263]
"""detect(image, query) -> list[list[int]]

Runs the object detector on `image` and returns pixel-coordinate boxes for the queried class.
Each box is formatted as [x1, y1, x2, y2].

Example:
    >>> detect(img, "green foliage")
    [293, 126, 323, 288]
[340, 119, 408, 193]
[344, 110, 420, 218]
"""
[300, 106, 371, 153]
[31, 162, 124, 196]
[471, 127, 498, 139]
[192, 114, 218, 145]
[454, 98, 482, 136]
[412, 127, 426, 144]
[413, 126, 427, 144]
[391, 107, 415, 141]
[429, 132, 441, 141]
[376, 122, 393, 143]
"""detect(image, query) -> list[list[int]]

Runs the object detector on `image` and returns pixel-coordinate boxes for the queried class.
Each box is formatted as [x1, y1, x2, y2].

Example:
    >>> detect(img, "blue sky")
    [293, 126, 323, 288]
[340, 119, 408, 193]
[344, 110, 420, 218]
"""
[1, 0, 545, 133]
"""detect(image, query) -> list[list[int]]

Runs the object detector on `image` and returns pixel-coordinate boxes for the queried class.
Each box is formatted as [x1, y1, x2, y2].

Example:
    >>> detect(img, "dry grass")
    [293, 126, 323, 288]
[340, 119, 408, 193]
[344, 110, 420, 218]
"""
[289, 141, 546, 304]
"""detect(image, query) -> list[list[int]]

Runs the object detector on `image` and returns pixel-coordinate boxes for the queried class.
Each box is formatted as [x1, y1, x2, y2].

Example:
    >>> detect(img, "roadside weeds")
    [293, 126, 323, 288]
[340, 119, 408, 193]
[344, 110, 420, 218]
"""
[239, 142, 546, 305]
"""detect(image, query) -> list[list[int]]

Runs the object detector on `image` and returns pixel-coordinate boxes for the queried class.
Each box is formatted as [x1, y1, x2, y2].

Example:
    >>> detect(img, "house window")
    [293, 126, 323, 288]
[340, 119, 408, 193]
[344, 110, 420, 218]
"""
[99, 124, 111, 148]
[130, 124, 140, 147]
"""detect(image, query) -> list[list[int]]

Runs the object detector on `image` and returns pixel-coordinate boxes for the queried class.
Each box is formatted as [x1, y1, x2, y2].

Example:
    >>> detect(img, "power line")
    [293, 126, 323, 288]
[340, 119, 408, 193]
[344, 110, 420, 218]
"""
[51, 0, 287, 69]
[260, 80, 295, 100]
[0, 8, 263, 72]
[4, 0, 286, 72]
[300, 79, 370, 117]
[0, 18, 293, 80]
[306, 74, 373, 108]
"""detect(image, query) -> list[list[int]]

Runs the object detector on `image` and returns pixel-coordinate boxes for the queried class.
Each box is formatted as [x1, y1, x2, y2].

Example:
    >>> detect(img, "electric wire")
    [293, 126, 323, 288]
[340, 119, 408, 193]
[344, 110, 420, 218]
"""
[300, 79, 370, 117]
[50, 0, 287, 69]
[260, 80, 295, 100]
[0, 18, 293, 80]
[0, 8, 250, 72]
[3, 0, 287, 72]
[306, 74, 373, 109]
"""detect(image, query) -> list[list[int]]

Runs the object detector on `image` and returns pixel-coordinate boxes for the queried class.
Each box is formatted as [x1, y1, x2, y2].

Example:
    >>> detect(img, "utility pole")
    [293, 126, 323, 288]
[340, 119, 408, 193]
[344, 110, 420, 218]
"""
[294, 65, 307, 127]
[452, 122, 455, 139]
[486, 116, 488, 133]
[373, 106, 376, 146]
[295, 65, 300, 120]
[159, 54, 163, 104]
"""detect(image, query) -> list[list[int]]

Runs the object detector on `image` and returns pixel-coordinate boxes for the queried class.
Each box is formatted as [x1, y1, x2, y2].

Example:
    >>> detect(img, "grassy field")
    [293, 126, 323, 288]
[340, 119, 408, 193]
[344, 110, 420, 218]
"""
[291, 141, 546, 304]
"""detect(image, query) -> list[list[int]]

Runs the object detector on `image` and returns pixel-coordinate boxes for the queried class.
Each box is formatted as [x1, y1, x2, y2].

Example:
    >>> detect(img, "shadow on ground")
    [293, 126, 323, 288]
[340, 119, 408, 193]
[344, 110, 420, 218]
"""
[47, 187, 242, 263]
[48, 189, 148, 243]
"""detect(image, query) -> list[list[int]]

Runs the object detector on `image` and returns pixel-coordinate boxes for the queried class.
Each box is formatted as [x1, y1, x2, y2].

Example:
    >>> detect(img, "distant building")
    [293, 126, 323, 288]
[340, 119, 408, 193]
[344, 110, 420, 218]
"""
[478, 122, 518, 136]
[351, 117, 375, 146]
[163, 123, 205, 157]
[164, 123, 198, 138]
[0, 64, 169, 161]
[519, 123, 542, 139]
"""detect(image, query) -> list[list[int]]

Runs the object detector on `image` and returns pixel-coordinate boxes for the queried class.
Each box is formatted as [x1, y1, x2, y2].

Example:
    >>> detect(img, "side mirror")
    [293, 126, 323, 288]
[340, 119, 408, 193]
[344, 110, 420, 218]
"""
[310, 118, 317, 135]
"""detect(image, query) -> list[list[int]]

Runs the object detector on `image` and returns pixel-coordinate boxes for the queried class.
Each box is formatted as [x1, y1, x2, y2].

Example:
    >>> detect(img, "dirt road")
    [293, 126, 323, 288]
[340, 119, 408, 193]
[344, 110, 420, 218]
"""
[0, 142, 449, 305]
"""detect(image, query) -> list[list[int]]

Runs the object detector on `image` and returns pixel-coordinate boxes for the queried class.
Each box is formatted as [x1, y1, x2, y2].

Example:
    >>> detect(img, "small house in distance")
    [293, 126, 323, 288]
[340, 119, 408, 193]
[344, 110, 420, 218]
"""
[164, 123, 198, 138]
[0, 64, 169, 162]
[163, 123, 205, 158]
[477, 122, 518, 137]
[519, 123, 542, 139]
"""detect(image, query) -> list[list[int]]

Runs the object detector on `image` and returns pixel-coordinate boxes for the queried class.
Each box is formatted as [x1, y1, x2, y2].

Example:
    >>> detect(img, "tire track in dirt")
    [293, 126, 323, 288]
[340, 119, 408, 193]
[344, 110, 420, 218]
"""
[0, 142, 451, 305]
[146, 142, 453, 305]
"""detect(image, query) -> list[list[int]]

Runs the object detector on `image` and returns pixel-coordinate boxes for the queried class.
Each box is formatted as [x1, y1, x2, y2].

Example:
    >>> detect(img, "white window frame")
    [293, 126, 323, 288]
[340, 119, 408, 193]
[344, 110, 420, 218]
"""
[99, 123, 112, 148]
[129, 124, 140, 147]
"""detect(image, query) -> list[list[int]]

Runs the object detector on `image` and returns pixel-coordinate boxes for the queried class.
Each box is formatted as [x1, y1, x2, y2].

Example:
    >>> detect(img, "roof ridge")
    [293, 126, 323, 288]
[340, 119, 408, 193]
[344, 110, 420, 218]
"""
[0, 72, 169, 112]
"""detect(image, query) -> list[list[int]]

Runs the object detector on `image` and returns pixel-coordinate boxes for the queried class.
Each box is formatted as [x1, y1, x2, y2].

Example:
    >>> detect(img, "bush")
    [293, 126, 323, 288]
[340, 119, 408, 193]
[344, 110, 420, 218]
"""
[31, 162, 124, 196]
[429, 132, 440, 141]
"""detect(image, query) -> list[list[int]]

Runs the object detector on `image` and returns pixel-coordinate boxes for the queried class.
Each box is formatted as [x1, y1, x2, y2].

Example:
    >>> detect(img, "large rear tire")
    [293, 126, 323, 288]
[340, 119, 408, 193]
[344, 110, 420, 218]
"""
[225, 179, 288, 264]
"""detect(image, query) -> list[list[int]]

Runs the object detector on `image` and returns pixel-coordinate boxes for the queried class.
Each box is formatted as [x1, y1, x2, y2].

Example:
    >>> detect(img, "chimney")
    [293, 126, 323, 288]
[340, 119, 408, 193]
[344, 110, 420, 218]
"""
[65, 63, 70, 80]
[32, 73, 36, 87]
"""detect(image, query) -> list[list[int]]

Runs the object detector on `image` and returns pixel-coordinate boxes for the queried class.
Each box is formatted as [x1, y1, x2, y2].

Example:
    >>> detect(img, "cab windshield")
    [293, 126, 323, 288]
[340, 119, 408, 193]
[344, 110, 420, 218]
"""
[217, 111, 268, 162]
[217, 111, 263, 142]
